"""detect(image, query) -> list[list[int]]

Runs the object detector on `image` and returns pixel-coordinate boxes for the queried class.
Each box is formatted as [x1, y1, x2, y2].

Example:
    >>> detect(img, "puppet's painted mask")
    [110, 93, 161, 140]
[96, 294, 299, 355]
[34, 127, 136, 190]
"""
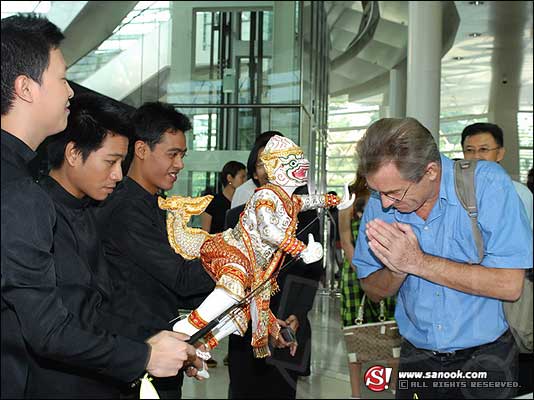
[260, 136, 309, 187]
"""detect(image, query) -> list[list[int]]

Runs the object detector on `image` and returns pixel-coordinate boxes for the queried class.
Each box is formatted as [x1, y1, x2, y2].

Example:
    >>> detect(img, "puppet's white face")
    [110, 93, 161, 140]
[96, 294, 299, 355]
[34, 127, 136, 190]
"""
[271, 151, 309, 187]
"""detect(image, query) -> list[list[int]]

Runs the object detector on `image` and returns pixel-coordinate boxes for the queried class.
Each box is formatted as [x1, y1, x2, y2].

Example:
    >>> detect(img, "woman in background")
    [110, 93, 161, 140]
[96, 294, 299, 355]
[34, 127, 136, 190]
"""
[201, 161, 247, 234]
[338, 173, 396, 398]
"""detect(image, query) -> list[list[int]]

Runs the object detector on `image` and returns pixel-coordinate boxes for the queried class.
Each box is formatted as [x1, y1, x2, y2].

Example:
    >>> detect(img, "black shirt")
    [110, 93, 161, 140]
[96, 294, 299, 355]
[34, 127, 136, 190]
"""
[1, 129, 36, 398]
[1, 131, 148, 398]
[1, 129, 35, 185]
[24, 177, 153, 398]
[97, 177, 215, 333]
[205, 192, 232, 234]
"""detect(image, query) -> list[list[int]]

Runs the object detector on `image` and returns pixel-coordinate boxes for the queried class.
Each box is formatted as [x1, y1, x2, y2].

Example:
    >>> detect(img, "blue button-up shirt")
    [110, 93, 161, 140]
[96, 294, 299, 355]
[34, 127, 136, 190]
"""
[353, 154, 533, 352]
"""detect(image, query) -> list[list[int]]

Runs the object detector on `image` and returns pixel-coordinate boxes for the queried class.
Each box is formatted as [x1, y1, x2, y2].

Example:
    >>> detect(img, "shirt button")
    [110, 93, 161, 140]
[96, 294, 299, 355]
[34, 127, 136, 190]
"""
[437, 324, 442, 330]
[436, 292, 440, 296]
[424, 226, 429, 231]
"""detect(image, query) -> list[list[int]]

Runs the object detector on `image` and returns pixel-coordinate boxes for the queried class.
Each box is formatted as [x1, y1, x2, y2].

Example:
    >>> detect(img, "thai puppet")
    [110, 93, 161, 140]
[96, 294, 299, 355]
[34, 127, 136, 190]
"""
[159, 136, 355, 359]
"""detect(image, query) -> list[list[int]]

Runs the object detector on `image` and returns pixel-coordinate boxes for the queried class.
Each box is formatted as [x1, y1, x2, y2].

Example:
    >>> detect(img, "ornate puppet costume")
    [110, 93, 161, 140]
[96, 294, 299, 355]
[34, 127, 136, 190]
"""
[163, 136, 354, 358]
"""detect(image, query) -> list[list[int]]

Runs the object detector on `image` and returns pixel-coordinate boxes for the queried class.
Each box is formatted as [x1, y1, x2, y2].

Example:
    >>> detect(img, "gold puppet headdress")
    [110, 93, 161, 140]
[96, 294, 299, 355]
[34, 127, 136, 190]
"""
[259, 136, 303, 182]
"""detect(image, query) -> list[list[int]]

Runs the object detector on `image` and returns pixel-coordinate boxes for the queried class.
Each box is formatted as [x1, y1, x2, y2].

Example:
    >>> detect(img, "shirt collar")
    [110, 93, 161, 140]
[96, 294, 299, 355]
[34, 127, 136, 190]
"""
[1, 129, 36, 164]
[123, 176, 161, 204]
[40, 175, 92, 210]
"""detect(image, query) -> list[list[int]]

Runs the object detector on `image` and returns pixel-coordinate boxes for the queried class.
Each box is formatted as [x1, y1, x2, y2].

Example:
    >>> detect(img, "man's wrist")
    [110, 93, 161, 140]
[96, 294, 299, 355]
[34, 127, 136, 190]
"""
[390, 270, 407, 279]
[412, 252, 428, 276]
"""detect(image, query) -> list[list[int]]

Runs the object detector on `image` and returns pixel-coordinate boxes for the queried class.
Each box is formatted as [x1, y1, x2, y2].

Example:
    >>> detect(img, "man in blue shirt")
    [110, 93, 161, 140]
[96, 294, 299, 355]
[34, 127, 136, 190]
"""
[352, 118, 532, 399]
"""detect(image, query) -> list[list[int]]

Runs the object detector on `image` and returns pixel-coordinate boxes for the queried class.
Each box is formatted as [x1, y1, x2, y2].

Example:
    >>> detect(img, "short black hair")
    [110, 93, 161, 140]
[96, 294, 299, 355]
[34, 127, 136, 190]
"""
[461, 123, 504, 148]
[47, 93, 134, 169]
[1, 14, 65, 115]
[131, 102, 192, 149]
[247, 130, 284, 185]
[221, 160, 246, 187]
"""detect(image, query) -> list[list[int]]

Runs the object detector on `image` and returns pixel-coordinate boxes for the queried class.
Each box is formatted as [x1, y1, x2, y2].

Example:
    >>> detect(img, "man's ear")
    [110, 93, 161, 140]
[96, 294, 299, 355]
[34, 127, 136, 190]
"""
[426, 161, 440, 181]
[65, 141, 81, 167]
[13, 75, 36, 104]
[134, 140, 148, 160]
[496, 147, 505, 163]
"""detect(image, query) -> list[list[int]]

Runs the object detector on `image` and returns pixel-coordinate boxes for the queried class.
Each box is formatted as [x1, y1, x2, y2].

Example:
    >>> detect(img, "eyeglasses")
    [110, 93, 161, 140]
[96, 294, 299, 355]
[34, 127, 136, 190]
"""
[463, 146, 501, 156]
[367, 182, 413, 203]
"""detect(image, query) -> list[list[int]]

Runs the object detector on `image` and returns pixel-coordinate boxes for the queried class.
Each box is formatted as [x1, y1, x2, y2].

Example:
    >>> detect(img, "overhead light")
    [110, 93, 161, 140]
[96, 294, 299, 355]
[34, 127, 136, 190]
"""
[469, 32, 482, 38]
[468, 1, 484, 5]
[453, 56, 464, 60]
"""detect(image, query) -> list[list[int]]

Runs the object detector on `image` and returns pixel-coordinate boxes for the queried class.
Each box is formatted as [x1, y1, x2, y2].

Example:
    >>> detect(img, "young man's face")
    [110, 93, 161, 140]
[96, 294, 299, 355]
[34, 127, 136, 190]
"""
[142, 129, 187, 192]
[33, 48, 74, 136]
[70, 133, 128, 201]
[462, 132, 505, 162]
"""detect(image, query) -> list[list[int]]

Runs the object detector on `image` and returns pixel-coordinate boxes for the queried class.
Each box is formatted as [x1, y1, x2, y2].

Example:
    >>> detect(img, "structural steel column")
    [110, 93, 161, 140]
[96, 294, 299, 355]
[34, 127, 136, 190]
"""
[487, 2, 527, 180]
[389, 61, 407, 118]
[406, 2, 442, 142]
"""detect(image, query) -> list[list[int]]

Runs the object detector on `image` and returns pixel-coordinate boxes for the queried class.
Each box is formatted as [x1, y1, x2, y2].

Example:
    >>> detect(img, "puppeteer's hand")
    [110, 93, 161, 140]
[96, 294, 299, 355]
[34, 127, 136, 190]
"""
[300, 234, 323, 264]
[337, 182, 355, 211]
[273, 316, 299, 356]
[146, 331, 196, 377]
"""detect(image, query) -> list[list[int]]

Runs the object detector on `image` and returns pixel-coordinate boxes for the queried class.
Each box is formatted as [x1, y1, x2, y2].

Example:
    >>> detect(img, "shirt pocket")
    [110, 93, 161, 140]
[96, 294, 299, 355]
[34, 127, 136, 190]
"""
[449, 228, 480, 264]
[443, 210, 481, 264]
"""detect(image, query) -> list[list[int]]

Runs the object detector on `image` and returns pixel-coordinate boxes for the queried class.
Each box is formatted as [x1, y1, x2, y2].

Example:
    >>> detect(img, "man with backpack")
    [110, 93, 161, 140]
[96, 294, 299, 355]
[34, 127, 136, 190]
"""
[461, 122, 533, 396]
[352, 118, 532, 399]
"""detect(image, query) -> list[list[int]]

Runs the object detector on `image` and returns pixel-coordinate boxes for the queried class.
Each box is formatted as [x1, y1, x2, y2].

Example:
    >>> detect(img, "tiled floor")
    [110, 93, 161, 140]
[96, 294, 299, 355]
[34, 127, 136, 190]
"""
[181, 288, 396, 399]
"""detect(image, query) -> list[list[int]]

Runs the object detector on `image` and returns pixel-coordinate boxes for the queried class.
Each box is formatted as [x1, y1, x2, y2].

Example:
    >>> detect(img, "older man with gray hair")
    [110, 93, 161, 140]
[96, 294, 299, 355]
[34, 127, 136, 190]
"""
[352, 117, 532, 399]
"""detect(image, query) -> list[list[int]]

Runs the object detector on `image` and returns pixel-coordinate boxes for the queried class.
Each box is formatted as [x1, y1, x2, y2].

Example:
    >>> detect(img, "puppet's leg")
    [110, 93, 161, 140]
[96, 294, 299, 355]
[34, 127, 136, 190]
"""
[173, 263, 248, 349]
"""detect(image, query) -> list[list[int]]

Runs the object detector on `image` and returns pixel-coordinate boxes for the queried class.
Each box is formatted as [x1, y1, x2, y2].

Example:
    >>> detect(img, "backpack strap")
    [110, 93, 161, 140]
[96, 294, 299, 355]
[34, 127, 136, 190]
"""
[454, 160, 484, 264]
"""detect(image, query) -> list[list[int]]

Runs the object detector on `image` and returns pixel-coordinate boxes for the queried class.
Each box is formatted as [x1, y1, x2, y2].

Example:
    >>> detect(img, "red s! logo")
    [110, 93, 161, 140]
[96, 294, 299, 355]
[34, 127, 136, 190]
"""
[364, 365, 392, 392]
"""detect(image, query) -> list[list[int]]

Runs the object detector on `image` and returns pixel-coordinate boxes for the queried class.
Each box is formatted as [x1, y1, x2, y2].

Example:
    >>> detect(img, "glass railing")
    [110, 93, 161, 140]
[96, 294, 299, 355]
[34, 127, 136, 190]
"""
[1, 1, 87, 30]
[67, 1, 170, 84]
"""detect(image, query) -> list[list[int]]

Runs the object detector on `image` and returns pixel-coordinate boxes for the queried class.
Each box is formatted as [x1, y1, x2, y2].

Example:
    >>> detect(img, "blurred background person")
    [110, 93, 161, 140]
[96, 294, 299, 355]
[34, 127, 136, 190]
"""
[338, 173, 396, 399]
[231, 131, 283, 208]
[201, 160, 246, 234]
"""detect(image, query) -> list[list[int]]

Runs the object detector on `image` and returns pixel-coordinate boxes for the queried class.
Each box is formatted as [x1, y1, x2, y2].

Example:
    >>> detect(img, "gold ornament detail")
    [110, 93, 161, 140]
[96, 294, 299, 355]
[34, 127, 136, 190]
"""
[158, 195, 214, 260]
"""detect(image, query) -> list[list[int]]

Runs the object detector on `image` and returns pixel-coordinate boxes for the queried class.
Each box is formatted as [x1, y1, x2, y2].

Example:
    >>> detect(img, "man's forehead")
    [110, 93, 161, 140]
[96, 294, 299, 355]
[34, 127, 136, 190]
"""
[367, 162, 404, 188]
[160, 129, 186, 146]
[50, 48, 67, 70]
[464, 132, 497, 145]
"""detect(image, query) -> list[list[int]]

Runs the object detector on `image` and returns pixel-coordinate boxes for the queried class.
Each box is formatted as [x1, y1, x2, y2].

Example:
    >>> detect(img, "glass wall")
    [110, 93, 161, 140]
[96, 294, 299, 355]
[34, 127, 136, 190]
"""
[438, 113, 488, 160]
[326, 96, 380, 193]
[518, 110, 533, 183]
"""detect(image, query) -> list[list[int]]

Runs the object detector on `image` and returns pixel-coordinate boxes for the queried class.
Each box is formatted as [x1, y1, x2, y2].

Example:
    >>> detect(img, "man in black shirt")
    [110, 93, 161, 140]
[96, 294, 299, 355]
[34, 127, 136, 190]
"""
[1, 16, 196, 399]
[99, 102, 215, 398]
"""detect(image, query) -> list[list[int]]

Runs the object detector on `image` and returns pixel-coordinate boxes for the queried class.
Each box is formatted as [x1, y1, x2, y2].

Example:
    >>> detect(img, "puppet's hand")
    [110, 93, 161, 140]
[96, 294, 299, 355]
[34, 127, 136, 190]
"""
[337, 183, 355, 211]
[300, 234, 323, 264]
